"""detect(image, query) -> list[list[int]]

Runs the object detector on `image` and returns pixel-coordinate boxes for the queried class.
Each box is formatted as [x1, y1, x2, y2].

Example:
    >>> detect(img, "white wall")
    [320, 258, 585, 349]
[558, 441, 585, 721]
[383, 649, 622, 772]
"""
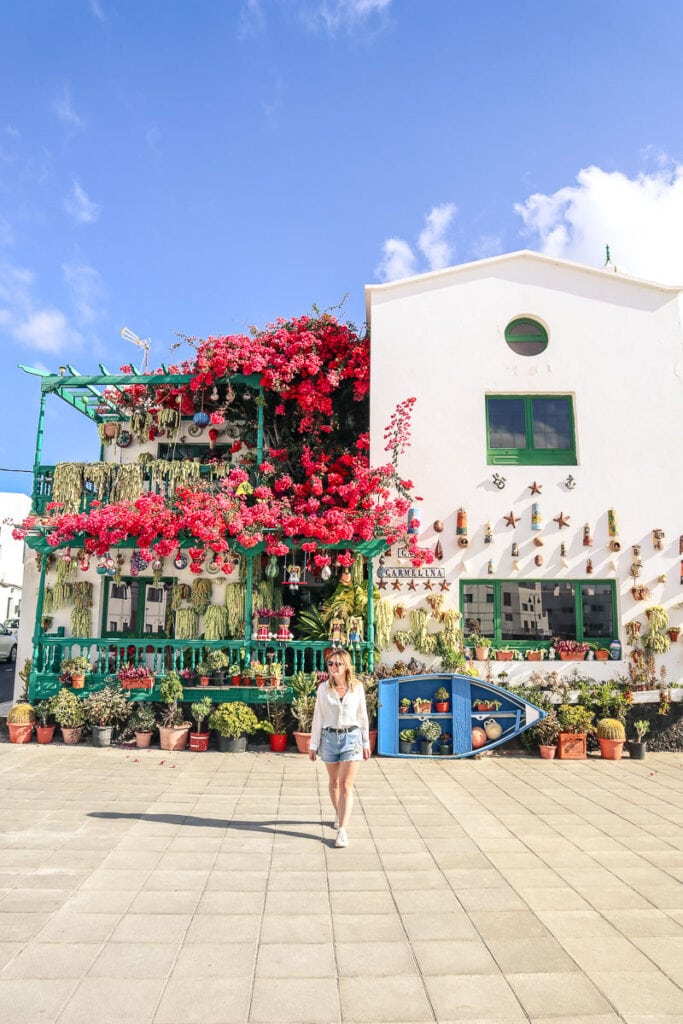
[368, 253, 683, 683]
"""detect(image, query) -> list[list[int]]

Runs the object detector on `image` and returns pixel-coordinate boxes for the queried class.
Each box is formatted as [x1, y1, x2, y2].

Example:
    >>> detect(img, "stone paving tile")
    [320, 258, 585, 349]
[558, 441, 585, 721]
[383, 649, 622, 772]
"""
[173, 941, 257, 977]
[185, 913, 261, 944]
[338, 974, 433, 1023]
[336, 939, 417, 977]
[1, 941, 101, 979]
[486, 935, 580, 974]
[587, 970, 683, 1015]
[155, 976, 253, 1023]
[507, 970, 615, 1018]
[412, 938, 500, 976]
[250, 977, 340, 1023]
[59, 977, 165, 1024]
[87, 941, 178, 978]
[261, 912, 332, 944]
[109, 911, 191, 943]
[333, 912, 407, 942]
[424, 974, 527, 1022]
[0, 977, 77, 1024]
[256, 941, 336, 977]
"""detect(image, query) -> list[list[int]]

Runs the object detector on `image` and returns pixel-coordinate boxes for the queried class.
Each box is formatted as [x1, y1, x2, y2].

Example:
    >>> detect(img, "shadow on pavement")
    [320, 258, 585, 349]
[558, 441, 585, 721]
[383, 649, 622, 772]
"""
[88, 811, 328, 843]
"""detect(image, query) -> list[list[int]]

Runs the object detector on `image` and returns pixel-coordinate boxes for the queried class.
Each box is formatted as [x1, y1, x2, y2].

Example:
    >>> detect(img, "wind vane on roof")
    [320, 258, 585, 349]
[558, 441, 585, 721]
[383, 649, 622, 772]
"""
[603, 244, 617, 273]
[121, 327, 151, 371]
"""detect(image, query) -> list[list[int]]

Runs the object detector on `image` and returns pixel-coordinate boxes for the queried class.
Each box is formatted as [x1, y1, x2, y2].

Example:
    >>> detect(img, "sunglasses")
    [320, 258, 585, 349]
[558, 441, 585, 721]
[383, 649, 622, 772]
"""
[326, 660, 343, 667]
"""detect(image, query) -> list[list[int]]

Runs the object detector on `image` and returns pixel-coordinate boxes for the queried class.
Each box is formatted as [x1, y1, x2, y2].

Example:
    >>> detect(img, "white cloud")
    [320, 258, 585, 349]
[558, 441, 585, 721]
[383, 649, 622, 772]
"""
[298, 0, 392, 33]
[64, 180, 100, 224]
[13, 309, 81, 354]
[375, 238, 416, 282]
[0, 259, 82, 355]
[417, 202, 456, 271]
[376, 203, 457, 282]
[89, 0, 105, 19]
[62, 261, 106, 324]
[515, 162, 683, 284]
[53, 88, 84, 131]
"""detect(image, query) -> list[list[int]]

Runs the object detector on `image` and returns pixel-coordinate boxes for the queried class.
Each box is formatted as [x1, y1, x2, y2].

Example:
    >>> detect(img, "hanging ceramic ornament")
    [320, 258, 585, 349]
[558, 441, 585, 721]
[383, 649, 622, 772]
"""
[456, 507, 469, 548]
[484, 521, 493, 544]
[586, 558, 593, 574]
[583, 524, 593, 547]
[407, 507, 421, 535]
[434, 539, 443, 561]
[484, 718, 503, 741]
[608, 508, 621, 551]
[79, 555, 90, 572]
[173, 551, 188, 571]
[511, 542, 519, 557]
[512, 559, 520, 572]
[265, 555, 279, 579]
[653, 528, 665, 550]
[433, 520, 444, 533]
[533, 536, 544, 547]
[321, 564, 332, 581]
[96, 556, 108, 575]
[534, 554, 544, 566]
[487, 559, 495, 575]
[531, 503, 542, 531]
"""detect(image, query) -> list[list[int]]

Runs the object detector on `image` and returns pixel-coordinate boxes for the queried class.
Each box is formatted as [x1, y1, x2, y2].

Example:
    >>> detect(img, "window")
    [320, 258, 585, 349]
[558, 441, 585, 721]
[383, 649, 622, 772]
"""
[504, 318, 548, 356]
[102, 579, 173, 638]
[461, 579, 616, 646]
[486, 395, 576, 465]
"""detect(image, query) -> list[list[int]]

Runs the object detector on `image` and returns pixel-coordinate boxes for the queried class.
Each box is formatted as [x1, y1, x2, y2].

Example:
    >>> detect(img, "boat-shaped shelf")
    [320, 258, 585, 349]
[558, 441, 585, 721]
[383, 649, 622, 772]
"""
[377, 673, 546, 758]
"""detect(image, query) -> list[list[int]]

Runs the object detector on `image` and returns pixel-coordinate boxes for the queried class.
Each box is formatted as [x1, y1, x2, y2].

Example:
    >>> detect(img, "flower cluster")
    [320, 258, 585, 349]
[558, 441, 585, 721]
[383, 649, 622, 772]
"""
[553, 638, 590, 654]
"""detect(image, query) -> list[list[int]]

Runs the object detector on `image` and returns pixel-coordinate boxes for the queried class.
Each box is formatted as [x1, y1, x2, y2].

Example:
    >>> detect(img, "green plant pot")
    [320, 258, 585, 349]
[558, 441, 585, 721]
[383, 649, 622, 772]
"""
[216, 734, 247, 753]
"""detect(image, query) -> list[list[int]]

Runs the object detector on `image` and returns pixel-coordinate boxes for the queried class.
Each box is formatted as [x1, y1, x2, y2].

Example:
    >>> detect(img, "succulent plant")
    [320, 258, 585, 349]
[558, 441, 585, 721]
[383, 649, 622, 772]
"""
[7, 703, 36, 724]
[596, 718, 626, 740]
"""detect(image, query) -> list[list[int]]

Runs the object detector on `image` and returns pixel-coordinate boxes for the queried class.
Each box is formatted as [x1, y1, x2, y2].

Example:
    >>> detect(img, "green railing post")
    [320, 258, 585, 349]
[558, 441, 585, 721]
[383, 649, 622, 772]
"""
[366, 556, 375, 672]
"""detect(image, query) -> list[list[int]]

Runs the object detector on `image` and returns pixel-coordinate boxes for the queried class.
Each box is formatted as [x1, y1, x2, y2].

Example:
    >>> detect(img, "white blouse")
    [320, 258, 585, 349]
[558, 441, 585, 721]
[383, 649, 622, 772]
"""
[309, 680, 370, 752]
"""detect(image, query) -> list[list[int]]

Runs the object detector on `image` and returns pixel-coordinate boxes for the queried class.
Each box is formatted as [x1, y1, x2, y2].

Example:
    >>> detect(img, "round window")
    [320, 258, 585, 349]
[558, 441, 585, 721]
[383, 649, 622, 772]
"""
[504, 318, 548, 356]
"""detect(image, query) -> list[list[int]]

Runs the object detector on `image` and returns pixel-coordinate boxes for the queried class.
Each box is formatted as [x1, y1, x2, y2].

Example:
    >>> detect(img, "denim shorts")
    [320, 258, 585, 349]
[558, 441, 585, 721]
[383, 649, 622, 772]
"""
[320, 726, 363, 763]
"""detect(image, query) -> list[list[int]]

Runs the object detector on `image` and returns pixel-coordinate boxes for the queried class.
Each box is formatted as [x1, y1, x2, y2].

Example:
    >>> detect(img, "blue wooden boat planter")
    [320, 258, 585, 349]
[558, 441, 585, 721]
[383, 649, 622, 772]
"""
[378, 673, 546, 758]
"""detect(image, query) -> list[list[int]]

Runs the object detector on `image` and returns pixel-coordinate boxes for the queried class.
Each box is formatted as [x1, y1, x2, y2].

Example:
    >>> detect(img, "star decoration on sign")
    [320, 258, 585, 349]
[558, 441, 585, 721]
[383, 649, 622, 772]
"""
[554, 512, 571, 529]
[529, 481, 542, 495]
[377, 579, 387, 590]
[407, 580, 418, 591]
[439, 580, 450, 591]
[391, 580, 402, 591]
[422, 580, 434, 590]
[504, 511, 520, 528]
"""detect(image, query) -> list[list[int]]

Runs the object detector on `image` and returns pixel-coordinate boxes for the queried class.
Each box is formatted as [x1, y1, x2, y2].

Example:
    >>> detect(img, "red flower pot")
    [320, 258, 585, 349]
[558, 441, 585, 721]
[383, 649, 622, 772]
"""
[269, 733, 288, 752]
[189, 731, 210, 752]
[36, 724, 56, 744]
[231, 674, 242, 687]
[434, 702, 449, 713]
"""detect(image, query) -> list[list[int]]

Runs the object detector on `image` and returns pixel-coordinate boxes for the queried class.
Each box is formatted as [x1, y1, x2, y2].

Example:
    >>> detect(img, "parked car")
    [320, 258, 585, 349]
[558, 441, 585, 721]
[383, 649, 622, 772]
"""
[3, 619, 19, 637]
[0, 624, 17, 662]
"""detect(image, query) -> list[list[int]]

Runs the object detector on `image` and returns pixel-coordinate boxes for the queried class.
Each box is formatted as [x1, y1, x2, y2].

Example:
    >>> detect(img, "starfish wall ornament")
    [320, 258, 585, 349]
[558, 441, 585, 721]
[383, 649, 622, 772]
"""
[554, 512, 571, 529]
[504, 511, 520, 528]
[407, 580, 418, 591]
[422, 580, 434, 591]
[377, 579, 387, 590]
[439, 580, 450, 591]
[391, 580, 402, 591]
[528, 481, 542, 495]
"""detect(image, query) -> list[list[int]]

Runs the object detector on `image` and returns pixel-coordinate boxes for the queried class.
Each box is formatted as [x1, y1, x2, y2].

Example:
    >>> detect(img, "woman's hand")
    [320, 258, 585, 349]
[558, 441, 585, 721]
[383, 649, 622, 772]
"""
[363, 746, 371, 760]
[309, 750, 317, 761]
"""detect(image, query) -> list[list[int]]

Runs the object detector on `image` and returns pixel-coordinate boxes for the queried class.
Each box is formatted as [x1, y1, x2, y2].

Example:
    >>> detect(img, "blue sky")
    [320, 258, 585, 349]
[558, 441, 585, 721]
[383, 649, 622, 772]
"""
[2, 0, 683, 494]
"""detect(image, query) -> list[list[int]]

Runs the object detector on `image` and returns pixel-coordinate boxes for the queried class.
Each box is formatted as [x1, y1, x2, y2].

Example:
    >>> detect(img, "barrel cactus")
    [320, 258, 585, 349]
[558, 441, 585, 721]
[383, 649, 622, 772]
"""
[596, 718, 626, 740]
[7, 703, 36, 724]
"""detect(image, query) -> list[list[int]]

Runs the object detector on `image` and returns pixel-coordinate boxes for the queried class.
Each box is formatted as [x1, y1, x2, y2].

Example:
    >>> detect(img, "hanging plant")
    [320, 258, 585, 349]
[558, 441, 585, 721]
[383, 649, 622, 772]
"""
[203, 604, 229, 641]
[129, 409, 154, 442]
[374, 599, 393, 650]
[440, 609, 463, 650]
[175, 608, 200, 640]
[56, 557, 76, 584]
[43, 586, 55, 615]
[645, 605, 669, 632]
[425, 593, 444, 619]
[52, 463, 85, 514]
[224, 583, 246, 637]
[51, 581, 73, 610]
[111, 464, 144, 503]
[351, 552, 364, 586]
[393, 629, 413, 653]
[642, 630, 671, 654]
[83, 462, 116, 501]
[393, 602, 406, 620]
[191, 578, 212, 614]
[409, 609, 429, 652]
[157, 407, 179, 433]
[171, 583, 192, 610]
[71, 606, 92, 637]
[72, 581, 93, 609]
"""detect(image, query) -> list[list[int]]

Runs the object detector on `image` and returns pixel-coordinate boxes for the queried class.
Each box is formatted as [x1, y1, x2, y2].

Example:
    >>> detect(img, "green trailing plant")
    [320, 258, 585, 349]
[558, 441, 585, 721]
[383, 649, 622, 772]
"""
[83, 685, 130, 729]
[203, 604, 229, 640]
[393, 629, 412, 652]
[174, 608, 200, 640]
[172, 583, 192, 610]
[224, 582, 246, 636]
[399, 728, 416, 742]
[633, 720, 650, 741]
[440, 609, 463, 650]
[110, 463, 144, 503]
[409, 609, 429, 651]
[209, 701, 265, 739]
[70, 606, 92, 638]
[645, 605, 669, 632]
[374, 598, 393, 650]
[642, 630, 670, 654]
[191, 578, 212, 615]
[52, 462, 86, 513]
[17, 658, 31, 702]
[190, 697, 214, 732]
[417, 719, 442, 743]
[7, 703, 36, 724]
[596, 718, 626, 740]
[51, 688, 86, 728]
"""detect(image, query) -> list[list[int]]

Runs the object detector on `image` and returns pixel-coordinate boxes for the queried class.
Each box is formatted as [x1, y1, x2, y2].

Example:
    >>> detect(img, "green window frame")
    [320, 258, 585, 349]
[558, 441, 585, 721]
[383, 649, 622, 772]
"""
[460, 579, 617, 648]
[504, 318, 548, 356]
[486, 394, 577, 465]
[101, 577, 173, 639]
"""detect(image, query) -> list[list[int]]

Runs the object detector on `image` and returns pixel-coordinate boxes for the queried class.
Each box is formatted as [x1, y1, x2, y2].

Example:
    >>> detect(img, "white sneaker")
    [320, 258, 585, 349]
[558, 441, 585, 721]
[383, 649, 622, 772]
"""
[333, 815, 339, 830]
[335, 828, 348, 848]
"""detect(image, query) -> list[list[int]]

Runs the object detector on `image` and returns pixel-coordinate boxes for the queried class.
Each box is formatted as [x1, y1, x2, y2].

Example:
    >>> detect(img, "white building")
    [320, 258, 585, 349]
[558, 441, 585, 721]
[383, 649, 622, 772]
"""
[0, 492, 31, 622]
[368, 250, 683, 686]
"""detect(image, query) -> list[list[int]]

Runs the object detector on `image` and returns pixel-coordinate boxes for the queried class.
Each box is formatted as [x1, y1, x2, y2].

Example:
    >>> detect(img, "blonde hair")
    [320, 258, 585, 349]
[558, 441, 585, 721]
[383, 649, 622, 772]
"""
[323, 648, 357, 691]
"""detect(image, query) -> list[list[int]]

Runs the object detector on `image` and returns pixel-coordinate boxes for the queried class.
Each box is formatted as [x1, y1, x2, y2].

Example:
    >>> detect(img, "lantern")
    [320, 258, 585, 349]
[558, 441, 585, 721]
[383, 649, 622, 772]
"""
[407, 507, 420, 535]
[193, 411, 210, 427]
[456, 507, 469, 548]
[484, 521, 493, 544]
[583, 524, 593, 547]
[208, 427, 219, 449]
[531, 503, 541, 531]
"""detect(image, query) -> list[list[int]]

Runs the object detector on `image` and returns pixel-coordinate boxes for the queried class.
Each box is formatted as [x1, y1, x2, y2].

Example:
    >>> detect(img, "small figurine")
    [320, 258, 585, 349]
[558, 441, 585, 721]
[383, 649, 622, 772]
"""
[287, 565, 301, 591]
[346, 616, 364, 648]
[328, 608, 345, 648]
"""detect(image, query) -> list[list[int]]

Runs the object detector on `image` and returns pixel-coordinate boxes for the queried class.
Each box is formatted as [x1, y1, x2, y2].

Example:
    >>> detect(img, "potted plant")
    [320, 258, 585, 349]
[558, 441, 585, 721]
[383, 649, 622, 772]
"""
[433, 686, 450, 713]
[472, 697, 502, 713]
[629, 719, 650, 760]
[553, 638, 590, 661]
[557, 704, 594, 759]
[266, 690, 289, 752]
[83, 684, 130, 747]
[251, 661, 267, 687]
[399, 697, 412, 714]
[195, 660, 212, 686]
[667, 626, 680, 643]
[290, 672, 318, 753]
[529, 710, 561, 759]
[207, 648, 230, 685]
[399, 728, 416, 754]
[51, 687, 86, 744]
[275, 604, 295, 639]
[594, 648, 611, 661]
[228, 661, 242, 687]
[596, 718, 626, 760]
[60, 654, 91, 689]
[209, 701, 267, 753]
[470, 634, 493, 660]
[417, 718, 442, 755]
[127, 703, 157, 748]
[34, 699, 56, 744]
[494, 646, 516, 661]
[525, 648, 546, 662]
[189, 696, 214, 751]
[439, 731, 453, 755]
[117, 664, 154, 690]
[269, 661, 284, 688]
[157, 672, 191, 751]
[6, 703, 35, 743]
[412, 697, 432, 714]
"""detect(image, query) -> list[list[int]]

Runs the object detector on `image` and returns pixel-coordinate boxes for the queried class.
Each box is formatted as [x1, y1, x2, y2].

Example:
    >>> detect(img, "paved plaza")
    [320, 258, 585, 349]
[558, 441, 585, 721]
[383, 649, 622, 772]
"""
[0, 741, 682, 1024]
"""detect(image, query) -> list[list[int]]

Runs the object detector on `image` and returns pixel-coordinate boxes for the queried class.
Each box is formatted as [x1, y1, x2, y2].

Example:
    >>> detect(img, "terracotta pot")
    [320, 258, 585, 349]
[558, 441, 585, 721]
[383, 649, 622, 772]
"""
[158, 724, 190, 751]
[475, 646, 490, 660]
[594, 650, 610, 661]
[557, 732, 587, 759]
[473, 701, 498, 712]
[667, 628, 680, 642]
[269, 733, 288, 752]
[399, 706, 411, 714]
[559, 652, 585, 661]
[120, 677, 154, 690]
[189, 731, 210, 752]
[293, 731, 311, 754]
[368, 729, 377, 754]
[598, 738, 624, 760]
[496, 651, 514, 661]
[61, 726, 83, 745]
[102, 422, 118, 438]
[434, 702, 449, 713]
[36, 724, 55, 744]
[8, 722, 33, 743]
[199, 676, 210, 687]
[413, 701, 432, 714]
[471, 727, 487, 749]
[231, 674, 242, 687]
[254, 675, 266, 688]
[71, 674, 85, 689]
[539, 744, 557, 759]
[135, 731, 153, 749]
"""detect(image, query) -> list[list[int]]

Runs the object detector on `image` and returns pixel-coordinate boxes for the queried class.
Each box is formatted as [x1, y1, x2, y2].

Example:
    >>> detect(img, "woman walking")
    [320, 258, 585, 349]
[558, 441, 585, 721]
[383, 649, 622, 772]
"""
[309, 648, 371, 848]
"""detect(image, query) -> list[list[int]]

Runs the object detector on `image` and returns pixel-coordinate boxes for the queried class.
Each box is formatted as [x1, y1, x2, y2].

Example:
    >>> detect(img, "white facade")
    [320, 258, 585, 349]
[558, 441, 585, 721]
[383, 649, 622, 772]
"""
[0, 492, 30, 621]
[368, 251, 683, 684]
